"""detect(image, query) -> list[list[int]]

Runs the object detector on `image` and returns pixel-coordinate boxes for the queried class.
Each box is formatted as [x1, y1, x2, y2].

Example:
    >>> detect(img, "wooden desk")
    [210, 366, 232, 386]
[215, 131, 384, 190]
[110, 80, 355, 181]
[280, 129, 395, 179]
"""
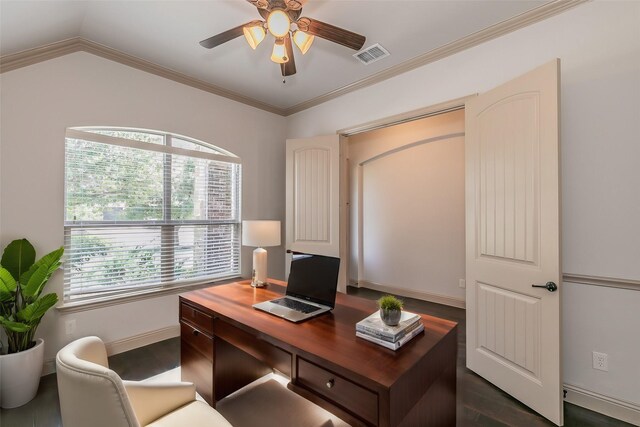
[179, 280, 457, 427]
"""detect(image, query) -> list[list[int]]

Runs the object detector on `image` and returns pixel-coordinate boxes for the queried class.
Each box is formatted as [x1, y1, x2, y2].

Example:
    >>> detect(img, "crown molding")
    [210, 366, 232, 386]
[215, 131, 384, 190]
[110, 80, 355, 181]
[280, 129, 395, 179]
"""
[0, 0, 588, 117]
[282, 0, 589, 116]
[0, 37, 84, 72]
[0, 37, 286, 116]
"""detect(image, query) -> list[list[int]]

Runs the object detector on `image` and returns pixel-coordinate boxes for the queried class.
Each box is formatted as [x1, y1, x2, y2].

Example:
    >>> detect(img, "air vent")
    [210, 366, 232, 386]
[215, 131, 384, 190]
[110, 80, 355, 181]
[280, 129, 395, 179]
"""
[353, 44, 390, 65]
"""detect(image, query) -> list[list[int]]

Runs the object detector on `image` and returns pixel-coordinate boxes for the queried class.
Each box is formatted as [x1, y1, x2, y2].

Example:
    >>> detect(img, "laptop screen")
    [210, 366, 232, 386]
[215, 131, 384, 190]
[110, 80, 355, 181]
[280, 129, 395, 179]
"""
[286, 252, 340, 308]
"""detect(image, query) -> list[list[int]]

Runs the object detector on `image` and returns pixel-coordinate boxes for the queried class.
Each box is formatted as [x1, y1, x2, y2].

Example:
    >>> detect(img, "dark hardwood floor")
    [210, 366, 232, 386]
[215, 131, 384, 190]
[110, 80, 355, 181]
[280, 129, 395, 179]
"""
[0, 288, 632, 427]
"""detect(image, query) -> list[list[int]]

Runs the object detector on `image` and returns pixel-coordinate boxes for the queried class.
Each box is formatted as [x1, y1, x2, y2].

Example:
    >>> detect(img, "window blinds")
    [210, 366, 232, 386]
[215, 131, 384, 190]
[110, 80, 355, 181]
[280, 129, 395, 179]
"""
[64, 129, 241, 302]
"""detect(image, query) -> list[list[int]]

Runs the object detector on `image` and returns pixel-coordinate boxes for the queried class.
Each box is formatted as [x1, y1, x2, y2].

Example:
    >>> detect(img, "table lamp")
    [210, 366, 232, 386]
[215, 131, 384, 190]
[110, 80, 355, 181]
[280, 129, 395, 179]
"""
[242, 220, 281, 287]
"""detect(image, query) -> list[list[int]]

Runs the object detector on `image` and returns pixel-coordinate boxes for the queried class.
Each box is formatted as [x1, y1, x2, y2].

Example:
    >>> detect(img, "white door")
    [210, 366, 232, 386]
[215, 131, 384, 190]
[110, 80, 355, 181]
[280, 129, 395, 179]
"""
[466, 60, 562, 425]
[286, 135, 347, 292]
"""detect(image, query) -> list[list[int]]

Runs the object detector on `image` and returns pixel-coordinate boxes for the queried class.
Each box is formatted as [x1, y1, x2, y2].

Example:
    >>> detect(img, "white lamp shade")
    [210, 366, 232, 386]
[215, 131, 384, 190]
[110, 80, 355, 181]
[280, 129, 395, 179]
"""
[293, 30, 314, 54]
[242, 220, 281, 247]
[270, 39, 289, 64]
[243, 23, 266, 50]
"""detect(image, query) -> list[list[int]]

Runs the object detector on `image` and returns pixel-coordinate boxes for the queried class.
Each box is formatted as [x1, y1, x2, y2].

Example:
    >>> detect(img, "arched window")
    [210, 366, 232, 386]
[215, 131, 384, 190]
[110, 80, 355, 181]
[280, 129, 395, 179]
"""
[64, 127, 241, 303]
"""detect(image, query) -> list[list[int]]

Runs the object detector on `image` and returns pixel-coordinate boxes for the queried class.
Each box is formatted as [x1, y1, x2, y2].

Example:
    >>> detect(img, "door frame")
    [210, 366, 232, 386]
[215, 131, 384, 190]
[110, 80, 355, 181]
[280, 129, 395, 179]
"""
[336, 96, 473, 138]
[337, 95, 474, 290]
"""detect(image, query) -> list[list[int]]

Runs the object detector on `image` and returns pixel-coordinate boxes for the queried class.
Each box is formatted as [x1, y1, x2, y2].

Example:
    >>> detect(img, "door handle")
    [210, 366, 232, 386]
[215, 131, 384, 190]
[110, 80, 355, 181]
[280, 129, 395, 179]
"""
[531, 282, 557, 292]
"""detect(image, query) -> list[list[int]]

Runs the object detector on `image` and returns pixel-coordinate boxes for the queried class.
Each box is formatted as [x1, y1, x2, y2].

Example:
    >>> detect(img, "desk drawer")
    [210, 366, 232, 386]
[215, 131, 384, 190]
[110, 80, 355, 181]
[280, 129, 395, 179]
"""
[180, 302, 213, 336]
[214, 319, 292, 377]
[180, 322, 213, 405]
[297, 358, 378, 425]
[181, 322, 213, 361]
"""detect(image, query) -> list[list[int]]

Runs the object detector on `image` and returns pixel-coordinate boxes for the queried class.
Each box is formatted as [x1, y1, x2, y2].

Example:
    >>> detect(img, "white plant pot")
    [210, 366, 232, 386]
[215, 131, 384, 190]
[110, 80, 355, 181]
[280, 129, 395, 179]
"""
[0, 338, 45, 408]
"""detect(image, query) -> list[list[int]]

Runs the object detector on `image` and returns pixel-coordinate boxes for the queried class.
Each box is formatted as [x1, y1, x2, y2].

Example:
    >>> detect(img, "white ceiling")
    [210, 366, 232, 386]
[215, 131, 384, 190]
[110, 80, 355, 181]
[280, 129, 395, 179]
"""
[0, 1, 548, 110]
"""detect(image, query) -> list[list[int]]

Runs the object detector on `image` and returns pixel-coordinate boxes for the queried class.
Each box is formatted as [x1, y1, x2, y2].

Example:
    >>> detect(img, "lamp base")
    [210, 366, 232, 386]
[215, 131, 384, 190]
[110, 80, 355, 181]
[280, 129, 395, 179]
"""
[251, 280, 267, 288]
[251, 247, 268, 288]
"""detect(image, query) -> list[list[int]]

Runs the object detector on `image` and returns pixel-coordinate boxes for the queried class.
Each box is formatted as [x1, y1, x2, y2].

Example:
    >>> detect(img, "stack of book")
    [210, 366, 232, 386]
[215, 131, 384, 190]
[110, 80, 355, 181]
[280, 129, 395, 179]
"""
[356, 311, 424, 350]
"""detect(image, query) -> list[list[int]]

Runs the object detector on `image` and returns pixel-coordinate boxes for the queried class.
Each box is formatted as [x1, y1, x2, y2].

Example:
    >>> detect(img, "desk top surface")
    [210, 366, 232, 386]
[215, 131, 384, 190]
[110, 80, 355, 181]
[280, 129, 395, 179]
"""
[180, 279, 457, 389]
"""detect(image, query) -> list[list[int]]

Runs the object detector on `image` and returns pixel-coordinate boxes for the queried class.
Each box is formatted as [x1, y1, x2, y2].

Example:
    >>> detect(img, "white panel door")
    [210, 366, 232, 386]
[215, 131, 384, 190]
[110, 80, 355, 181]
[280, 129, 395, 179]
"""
[466, 60, 562, 425]
[286, 135, 347, 292]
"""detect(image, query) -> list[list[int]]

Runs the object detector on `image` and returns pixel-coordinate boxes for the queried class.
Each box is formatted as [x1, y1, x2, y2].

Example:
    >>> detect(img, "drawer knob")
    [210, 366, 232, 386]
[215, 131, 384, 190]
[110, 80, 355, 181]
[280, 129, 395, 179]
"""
[326, 379, 335, 389]
[192, 329, 199, 337]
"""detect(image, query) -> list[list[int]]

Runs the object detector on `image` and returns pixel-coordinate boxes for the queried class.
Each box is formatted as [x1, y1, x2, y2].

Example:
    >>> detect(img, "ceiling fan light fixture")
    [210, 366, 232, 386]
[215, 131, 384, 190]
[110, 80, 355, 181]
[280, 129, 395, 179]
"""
[267, 9, 291, 38]
[270, 38, 289, 64]
[292, 30, 314, 54]
[243, 22, 266, 49]
[198, 3, 367, 79]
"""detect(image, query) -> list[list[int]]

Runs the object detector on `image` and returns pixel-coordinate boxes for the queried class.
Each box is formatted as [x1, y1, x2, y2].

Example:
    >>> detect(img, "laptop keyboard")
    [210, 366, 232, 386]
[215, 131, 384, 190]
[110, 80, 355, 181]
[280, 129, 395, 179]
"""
[272, 298, 321, 314]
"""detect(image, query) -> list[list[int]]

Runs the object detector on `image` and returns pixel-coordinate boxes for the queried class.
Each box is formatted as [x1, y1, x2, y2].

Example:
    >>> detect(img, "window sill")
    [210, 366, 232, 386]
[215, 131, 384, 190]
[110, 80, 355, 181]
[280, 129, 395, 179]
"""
[56, 276, 243, 314]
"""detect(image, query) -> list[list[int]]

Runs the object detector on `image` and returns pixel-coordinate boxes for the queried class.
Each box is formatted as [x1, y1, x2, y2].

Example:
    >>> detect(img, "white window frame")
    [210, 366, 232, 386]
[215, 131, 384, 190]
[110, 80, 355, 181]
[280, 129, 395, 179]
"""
[60, 128, 242, 310]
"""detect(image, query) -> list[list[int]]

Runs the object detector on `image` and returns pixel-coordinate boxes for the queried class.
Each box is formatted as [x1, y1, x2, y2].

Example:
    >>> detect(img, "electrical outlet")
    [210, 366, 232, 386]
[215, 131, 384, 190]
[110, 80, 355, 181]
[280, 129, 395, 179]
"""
[593, 351, 608, 371]
[459, 279, 466, 289]
[65, 319, 76, 336]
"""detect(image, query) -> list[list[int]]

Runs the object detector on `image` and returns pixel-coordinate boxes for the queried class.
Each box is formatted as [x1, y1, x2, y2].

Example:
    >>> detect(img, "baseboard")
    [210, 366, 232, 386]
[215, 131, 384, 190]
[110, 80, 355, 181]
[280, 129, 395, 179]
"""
[357, 280, 466, 309]
[42, 358, 57, 376]
[105, 324, 180, 356]
[41, 324, 181, 376]
[564, 383, 640, 425]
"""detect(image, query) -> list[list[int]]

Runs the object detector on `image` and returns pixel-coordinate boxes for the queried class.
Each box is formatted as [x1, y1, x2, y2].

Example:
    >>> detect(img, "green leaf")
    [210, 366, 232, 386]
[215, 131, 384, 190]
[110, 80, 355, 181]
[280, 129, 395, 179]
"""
[0, 267, 17, 303]
[21, 264, 50, 299]
[0, 316, 31, 333]
[16, 293, 59, 323]
[20, 246, 63, 288]
[1, 239, 36, 281]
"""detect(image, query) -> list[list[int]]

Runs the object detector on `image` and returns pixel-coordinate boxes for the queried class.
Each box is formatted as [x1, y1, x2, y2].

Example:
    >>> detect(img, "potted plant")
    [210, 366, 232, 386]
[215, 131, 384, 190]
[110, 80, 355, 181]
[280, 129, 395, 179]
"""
[0, 238, 63, 408]
[378, 295, 403, 326]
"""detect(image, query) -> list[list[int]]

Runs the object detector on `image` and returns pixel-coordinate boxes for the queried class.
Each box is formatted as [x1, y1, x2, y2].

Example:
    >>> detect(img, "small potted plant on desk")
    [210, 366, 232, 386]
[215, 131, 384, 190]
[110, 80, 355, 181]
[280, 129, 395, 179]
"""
[0, 238, 63, 408]
[378, 295, 404, 326]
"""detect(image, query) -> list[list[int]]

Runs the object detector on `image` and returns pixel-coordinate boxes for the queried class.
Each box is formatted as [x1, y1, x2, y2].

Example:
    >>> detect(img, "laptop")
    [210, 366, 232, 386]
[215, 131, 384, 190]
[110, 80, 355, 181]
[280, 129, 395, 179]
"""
[253, 252, 340, 322]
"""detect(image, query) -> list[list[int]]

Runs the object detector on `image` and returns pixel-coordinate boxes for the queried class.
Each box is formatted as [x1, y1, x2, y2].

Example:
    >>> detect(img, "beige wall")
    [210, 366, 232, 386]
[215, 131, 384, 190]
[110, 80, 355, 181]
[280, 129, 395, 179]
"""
[288, 0, 640, 411]
[348, 111, 465, 303]
[0, 52, 287, 364]
[0, 0, 638, 418]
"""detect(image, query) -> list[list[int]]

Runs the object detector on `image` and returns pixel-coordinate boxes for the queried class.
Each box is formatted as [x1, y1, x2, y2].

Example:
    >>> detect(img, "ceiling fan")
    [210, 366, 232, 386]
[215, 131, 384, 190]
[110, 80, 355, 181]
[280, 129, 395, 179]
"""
[199, 0, 366, 79]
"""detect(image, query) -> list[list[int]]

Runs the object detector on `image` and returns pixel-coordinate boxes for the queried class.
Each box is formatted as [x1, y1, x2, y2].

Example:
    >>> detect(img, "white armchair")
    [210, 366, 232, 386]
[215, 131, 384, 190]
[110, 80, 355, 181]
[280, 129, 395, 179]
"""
[56, 336, 232, 427]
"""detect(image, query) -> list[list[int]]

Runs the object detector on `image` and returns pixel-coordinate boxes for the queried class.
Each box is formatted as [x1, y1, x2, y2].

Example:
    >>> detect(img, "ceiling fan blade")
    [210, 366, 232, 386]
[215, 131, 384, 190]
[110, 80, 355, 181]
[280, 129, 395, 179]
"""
[199, 23, 248, 49]
[281, 33, 296, 77]
[297, 17, 365, 51]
